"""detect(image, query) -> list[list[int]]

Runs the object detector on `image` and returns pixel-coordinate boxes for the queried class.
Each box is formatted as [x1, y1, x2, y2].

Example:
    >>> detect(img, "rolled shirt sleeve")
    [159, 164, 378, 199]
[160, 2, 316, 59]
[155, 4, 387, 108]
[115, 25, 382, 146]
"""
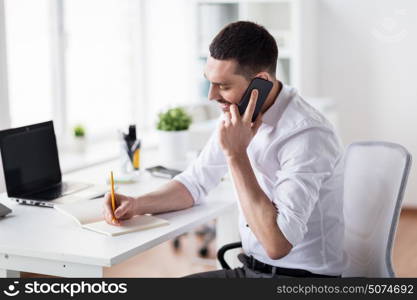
[273, 126, 342, 247]
[173, 128, 228, 205]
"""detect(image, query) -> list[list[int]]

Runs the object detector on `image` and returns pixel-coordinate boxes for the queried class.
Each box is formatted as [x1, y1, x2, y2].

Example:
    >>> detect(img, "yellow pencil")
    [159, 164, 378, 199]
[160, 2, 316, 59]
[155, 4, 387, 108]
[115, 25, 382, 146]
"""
[110, 171, 117, 223]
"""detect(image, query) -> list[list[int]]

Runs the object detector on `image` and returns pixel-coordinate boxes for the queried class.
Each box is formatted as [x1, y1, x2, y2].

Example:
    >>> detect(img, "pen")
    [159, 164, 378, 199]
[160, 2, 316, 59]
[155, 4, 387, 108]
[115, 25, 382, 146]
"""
[131, 140, 141, 170]
[110, 171, 118, 223]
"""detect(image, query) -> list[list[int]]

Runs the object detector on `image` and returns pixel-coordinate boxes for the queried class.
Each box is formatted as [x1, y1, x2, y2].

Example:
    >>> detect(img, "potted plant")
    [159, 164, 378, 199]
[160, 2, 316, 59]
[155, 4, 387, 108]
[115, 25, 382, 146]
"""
[156, 107, 192, 163]
[73, 124, 86, 153]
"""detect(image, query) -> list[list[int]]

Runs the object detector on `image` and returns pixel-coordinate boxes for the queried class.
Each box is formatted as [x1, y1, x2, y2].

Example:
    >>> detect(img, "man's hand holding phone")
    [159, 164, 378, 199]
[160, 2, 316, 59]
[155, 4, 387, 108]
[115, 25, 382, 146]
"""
[219, 89, 263, 160]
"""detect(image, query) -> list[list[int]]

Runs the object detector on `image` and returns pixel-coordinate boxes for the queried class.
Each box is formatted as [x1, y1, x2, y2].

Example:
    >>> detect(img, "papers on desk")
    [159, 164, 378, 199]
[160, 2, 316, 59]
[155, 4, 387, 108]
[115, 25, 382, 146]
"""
[54, 198, 169, 236]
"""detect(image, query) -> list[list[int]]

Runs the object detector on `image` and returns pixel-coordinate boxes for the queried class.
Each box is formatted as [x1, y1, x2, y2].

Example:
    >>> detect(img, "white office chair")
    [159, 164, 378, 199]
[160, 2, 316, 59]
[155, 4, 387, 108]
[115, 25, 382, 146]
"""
[342, 141, 412, 277]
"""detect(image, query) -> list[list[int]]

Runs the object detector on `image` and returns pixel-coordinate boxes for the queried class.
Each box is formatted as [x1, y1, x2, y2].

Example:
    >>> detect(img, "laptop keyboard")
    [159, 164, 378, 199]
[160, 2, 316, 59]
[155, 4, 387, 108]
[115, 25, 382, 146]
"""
[60, 182, 91, 196]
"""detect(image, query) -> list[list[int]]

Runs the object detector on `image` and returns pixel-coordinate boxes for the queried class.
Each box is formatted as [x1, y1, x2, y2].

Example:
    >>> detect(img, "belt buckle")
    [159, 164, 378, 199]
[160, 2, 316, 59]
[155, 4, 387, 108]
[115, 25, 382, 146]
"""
[260, 261, 269, 273]
[255, 258, 274, 274]
[253, 258, 266, 272]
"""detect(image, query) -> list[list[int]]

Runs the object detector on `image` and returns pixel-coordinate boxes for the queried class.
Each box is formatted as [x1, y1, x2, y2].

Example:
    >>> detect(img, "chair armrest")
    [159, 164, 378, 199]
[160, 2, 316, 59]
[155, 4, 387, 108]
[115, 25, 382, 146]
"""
[217, 241, 242, 270]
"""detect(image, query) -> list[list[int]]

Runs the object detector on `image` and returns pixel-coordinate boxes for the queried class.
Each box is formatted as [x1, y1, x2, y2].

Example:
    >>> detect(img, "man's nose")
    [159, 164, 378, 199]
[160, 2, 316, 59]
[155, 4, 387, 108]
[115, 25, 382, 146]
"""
[208, 84, 220, 101]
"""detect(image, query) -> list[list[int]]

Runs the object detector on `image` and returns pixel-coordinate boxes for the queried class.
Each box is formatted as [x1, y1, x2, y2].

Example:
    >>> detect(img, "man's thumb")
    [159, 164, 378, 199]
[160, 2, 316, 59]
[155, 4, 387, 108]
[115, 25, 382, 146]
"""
[114, 203, 127, 218]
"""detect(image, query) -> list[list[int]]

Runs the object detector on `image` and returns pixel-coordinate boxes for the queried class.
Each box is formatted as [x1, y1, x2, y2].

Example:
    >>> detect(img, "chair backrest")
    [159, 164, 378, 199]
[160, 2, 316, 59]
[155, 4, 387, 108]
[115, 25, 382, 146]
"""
[342, 141, 412, 277]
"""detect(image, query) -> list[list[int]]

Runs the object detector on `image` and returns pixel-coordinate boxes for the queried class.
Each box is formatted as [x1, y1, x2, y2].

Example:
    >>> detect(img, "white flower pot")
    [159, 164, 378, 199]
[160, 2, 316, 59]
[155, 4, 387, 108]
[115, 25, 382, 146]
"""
[73, 137, 87, 153]
[158, 130, 189, 164]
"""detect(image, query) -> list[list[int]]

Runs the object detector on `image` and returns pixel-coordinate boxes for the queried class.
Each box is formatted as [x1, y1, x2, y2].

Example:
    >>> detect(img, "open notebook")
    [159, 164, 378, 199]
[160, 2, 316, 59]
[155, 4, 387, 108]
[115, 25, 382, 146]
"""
[54, 198, 169, 236]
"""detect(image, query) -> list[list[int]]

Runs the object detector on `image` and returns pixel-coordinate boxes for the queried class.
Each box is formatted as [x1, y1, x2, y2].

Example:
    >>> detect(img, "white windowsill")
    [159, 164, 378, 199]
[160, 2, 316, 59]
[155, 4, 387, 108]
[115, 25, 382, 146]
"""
[60, 131, 159, 174]
[59, 120, 217, 174]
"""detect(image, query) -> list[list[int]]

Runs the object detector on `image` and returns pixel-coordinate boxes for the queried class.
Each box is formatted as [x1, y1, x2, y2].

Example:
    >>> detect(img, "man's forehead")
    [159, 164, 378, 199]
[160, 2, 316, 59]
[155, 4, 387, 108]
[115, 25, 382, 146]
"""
[204, 56, 239, 83]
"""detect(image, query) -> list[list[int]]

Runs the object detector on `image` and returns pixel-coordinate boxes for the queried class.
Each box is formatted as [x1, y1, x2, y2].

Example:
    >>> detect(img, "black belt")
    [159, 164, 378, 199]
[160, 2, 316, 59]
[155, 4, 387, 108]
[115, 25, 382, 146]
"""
[244, 255, 341, 278]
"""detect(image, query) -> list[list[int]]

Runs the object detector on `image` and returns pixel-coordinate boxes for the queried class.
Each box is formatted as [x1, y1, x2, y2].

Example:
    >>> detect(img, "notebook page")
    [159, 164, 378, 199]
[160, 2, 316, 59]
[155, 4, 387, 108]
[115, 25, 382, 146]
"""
[54, 198, 104, 225]
[82, 215, 169, 236]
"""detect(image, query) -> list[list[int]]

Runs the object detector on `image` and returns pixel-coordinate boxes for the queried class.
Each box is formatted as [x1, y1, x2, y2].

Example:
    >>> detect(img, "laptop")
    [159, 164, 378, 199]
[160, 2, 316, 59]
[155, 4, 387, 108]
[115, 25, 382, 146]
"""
[0, 121, 103, 207]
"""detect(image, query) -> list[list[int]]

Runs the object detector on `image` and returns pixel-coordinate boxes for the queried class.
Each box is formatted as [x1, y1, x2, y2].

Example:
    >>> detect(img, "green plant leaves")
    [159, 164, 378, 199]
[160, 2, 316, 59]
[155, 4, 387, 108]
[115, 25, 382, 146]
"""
[157, 107, 192, 131]
[73, 125, 85, 137]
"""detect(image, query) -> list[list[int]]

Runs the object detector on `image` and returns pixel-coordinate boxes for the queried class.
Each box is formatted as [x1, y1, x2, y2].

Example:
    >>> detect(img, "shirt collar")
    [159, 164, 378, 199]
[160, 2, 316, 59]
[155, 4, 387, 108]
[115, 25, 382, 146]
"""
[262, 83, 291, 127]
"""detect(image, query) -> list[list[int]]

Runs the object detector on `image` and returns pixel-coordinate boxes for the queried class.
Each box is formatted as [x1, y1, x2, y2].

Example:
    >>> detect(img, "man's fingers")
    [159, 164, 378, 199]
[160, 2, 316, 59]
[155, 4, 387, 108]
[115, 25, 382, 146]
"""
[103, 192, 113, 215]
[243, 89, 258, 123]
[104, 211, 116, 225]
[104, 191, 110, 201]
[105, 212, 113, 224]
[230, 104, 239, 123]
[105, 212, 120, 226]
[223, 111, 231, 126]
[103, 192, 122, 225]
[114, 202, 128, 218]
[103, 194, 116, 225]
[113, 192, 124, 202]
[252, 113, 263, 133]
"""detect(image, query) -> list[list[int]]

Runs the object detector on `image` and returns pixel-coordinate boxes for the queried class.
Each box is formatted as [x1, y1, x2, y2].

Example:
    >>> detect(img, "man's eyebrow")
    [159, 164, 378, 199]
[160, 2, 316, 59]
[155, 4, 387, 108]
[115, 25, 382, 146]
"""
[203, 72, 230, 85]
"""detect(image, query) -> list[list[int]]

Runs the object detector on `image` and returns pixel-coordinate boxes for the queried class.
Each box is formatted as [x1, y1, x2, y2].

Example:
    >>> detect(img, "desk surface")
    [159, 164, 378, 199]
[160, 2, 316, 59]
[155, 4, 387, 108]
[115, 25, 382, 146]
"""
[0, 160, 236, 268]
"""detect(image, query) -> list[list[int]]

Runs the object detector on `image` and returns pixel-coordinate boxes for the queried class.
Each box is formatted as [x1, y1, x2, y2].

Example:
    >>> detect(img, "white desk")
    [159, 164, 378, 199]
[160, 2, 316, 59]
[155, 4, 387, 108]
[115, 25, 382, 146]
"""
[0, 160, 239, 277]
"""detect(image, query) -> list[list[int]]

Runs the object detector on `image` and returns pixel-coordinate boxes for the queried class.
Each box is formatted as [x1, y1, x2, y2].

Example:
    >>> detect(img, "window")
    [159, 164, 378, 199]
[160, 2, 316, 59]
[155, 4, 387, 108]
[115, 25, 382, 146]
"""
[3, 0, 199, 145]
[5, 0, 54, 127]
[64, 0, 139, 138]
[4, 0, 143, 140]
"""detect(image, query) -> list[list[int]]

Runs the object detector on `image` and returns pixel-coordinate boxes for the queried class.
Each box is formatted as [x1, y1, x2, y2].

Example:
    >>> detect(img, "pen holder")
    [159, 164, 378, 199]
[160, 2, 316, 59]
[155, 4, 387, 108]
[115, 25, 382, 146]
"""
[119, 138, 141, 174]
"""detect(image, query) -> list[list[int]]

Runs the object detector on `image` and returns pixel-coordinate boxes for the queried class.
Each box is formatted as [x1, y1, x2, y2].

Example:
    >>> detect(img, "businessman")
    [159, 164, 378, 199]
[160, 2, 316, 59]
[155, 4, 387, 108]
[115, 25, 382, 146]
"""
[103, 21, 346, 278]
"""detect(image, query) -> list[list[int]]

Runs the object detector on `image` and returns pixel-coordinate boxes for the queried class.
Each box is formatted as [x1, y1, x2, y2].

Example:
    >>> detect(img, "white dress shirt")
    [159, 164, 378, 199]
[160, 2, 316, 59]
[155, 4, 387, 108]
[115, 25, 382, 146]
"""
[174, 84, 347, 276]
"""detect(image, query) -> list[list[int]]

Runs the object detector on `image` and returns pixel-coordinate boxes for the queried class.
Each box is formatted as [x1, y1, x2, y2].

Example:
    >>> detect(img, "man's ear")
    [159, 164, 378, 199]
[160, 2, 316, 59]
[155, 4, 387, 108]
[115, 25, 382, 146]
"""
[254, 72, 272, 81]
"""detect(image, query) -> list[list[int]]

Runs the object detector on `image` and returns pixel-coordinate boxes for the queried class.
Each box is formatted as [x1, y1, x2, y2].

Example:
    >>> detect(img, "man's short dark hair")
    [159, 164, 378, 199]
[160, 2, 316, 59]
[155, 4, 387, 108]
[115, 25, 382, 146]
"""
[209, 21, 278, 80]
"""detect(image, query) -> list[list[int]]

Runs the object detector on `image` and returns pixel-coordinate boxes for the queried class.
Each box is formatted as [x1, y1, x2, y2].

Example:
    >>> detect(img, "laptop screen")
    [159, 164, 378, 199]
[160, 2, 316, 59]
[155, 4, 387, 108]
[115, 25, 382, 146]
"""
[0, 121, 62, 197]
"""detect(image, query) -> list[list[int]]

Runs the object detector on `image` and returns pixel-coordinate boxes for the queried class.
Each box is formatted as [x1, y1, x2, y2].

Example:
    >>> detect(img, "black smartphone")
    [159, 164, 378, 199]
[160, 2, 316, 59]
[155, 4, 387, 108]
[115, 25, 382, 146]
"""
[238, 77, 273, 122]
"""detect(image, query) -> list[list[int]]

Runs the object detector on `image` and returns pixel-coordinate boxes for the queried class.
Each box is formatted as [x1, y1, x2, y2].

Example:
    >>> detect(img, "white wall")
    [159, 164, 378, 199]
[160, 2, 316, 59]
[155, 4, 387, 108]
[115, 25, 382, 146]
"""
[317, 0, 417, 206]
[297, 0, 319, 97]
